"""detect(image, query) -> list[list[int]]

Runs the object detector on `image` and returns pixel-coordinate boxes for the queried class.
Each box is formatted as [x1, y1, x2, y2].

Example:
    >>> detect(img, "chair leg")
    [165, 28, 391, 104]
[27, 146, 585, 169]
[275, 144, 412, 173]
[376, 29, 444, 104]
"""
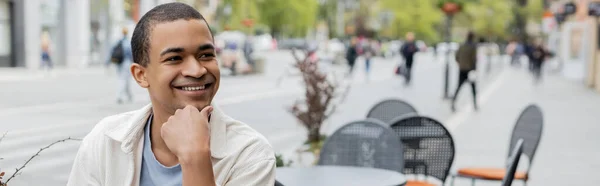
[471, 178, 475, 186]
[449, 175, 455, 186]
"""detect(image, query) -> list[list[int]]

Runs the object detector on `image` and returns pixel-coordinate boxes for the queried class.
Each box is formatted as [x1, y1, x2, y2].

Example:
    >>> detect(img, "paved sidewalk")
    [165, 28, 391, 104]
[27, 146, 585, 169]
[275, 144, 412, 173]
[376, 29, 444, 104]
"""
[449, 67, 600, 186]
[0, 66, 107, 82]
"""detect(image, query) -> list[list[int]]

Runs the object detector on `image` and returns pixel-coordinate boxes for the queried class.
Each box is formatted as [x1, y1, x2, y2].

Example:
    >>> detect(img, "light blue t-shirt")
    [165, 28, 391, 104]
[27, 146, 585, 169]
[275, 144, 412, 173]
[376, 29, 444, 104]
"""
[140, 115, 183, 186]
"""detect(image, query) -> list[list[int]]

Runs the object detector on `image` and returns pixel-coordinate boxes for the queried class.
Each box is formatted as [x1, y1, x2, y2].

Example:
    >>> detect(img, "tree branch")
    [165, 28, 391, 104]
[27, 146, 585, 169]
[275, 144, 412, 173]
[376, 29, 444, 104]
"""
[2, 137, 82, 185]
[0, 131, 7, 146]
[0, 131, 7, 161]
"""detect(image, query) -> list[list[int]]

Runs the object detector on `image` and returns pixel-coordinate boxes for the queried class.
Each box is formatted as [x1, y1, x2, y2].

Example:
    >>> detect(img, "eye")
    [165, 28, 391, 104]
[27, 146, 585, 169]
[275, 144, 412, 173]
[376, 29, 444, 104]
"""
[199, 53, 215, 60]
[165, 56, 182, 62]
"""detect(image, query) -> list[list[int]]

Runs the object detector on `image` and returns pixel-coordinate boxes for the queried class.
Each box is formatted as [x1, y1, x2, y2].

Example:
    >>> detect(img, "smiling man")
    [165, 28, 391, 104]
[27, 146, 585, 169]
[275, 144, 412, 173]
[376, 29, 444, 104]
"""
[67, 3, 275, 186]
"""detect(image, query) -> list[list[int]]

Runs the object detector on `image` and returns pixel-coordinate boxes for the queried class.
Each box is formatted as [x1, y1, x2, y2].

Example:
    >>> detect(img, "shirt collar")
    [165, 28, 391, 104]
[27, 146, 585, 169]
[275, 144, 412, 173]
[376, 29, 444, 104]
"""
[105, 103, 229, 158]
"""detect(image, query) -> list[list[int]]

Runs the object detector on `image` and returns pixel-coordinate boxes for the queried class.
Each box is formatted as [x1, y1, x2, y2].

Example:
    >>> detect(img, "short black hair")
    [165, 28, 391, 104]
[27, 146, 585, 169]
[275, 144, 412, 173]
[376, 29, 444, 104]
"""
[131, 2, 212, 66]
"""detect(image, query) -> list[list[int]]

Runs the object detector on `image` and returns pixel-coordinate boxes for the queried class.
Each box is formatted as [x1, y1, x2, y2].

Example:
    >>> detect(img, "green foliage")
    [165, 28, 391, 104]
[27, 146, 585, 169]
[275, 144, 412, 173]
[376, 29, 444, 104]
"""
[378, 0, 444, 43]
[317, 0, 339, 38]
[220, 0, 261, 32]
[461, 0, 515, 41]
[522, 0, 544, 23]
[275, 153, 293, 167]
[256, 0, 318, 37]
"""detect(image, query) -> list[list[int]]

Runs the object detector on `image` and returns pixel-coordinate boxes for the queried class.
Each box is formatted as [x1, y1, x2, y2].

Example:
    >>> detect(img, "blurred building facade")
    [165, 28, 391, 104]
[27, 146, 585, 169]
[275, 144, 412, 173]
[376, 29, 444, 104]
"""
[0, 0, 218, 69]
[549, 0, 600, 93]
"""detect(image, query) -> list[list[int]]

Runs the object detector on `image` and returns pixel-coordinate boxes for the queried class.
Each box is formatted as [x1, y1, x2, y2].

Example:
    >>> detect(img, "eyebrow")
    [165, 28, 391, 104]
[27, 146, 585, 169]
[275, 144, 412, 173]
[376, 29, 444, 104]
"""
[197, 44, 215, 52]
[160, 47, 185, 57]
[159, 44, 215, 57]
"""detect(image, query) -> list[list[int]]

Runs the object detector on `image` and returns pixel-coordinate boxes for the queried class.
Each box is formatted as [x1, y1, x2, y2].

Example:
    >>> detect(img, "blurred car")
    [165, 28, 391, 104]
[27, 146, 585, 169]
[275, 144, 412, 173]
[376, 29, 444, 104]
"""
[252, 34, 275, 51]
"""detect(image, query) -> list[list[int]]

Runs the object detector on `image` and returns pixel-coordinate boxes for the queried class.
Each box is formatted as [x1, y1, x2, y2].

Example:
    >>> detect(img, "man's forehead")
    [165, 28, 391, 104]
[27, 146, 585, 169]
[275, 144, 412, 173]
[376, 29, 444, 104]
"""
[148, 19, 214, 48]
[149, 19, 213, 39]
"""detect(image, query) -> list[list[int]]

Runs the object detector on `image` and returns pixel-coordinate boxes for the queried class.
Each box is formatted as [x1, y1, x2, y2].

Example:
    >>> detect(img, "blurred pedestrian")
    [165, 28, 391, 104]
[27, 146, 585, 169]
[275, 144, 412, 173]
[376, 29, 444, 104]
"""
[451, 32, 478, 112]
[110, 27, 134, 104]
[362, 38, 374, 81]
[345, 37, 359, 77]
[40, 31, 53, 71]
[506, 39, 521, 66]
[526, 38, 549, 84]
[400, 32, 419, 85]
[243, 36, 254, 71]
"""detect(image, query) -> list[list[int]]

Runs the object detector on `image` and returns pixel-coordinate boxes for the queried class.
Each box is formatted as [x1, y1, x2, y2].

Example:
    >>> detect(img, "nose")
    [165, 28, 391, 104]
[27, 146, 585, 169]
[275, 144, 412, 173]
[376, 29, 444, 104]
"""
[181, 57, 207, 78]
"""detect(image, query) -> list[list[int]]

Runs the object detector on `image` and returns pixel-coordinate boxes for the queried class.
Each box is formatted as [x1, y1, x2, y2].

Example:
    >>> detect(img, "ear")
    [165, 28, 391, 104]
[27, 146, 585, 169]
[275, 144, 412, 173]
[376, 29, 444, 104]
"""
[131, 63, 149, 88]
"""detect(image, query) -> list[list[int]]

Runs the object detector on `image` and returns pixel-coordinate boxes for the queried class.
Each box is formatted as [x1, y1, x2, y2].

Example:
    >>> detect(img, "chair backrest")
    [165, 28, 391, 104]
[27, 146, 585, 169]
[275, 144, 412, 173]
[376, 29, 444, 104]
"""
[389, 115, 456, 183]
[367, 99, 418, 124]
[502, 139, 525, 186]
[275, 180, 284, 186]
[508, 104, 543, 167]
[318, 119, 404, 172]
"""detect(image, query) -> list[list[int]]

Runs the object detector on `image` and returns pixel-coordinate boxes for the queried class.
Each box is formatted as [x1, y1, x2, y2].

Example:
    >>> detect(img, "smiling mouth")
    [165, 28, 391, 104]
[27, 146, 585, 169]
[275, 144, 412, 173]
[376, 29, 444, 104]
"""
[174, 83, 213, 91]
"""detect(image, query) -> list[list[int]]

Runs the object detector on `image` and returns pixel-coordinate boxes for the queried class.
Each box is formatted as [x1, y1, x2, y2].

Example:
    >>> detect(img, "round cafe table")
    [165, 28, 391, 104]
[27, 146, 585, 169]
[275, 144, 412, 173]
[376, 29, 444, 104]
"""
[276, 165, 406, 186]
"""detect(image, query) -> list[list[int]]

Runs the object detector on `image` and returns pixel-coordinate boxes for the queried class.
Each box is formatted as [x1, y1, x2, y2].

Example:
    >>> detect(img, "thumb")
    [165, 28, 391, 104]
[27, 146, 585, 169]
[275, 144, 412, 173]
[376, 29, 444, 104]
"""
[200, 106, 213, 119]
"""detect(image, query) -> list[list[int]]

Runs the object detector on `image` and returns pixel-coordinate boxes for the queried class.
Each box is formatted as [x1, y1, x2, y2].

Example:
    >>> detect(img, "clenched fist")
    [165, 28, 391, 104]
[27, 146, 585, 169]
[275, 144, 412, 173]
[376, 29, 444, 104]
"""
[161, 105, 213, 161]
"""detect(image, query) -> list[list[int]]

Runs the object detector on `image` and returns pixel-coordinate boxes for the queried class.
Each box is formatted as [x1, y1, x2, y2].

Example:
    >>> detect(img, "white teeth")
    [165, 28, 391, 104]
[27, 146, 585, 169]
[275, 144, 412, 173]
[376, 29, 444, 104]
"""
[181, 86, 205, 91]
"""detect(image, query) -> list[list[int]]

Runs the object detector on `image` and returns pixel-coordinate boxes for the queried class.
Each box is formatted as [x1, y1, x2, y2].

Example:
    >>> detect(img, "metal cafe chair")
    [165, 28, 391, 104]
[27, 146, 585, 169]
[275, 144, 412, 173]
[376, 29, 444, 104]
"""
[451, 104, 543, 186]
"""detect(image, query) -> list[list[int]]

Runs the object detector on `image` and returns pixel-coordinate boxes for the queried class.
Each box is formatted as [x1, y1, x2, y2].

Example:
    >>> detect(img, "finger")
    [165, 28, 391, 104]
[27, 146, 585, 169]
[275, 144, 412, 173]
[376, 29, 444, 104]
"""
[200, 105, 213, 119]
[160, 124, 168, 138]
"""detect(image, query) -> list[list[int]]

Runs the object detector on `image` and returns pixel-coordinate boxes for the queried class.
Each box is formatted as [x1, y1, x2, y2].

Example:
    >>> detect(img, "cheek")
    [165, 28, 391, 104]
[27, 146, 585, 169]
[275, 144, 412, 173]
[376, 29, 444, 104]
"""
[148, 70, 177, 92]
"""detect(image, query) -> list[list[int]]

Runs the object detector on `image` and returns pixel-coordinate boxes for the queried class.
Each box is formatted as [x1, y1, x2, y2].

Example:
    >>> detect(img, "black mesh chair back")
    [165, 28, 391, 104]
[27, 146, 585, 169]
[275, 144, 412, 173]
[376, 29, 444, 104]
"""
[318, 119, 404, 172]
[367, 99, 418, 124]
[508, 104, 543, 167]
[274, 180, 284, 186]
[502, 139, 524, 186]
[389, 115, 456, 183]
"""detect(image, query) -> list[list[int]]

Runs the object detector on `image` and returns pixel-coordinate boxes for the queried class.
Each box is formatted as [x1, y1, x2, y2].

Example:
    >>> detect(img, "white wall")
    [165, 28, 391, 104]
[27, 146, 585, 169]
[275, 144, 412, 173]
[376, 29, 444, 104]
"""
[24, 0, 41, 69]
[63, 0, 91, 68]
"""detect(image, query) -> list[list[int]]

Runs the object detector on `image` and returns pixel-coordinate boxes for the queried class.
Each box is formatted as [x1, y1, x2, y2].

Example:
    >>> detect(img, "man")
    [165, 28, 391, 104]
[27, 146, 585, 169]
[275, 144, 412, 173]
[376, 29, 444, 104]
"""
[112, 27, 134, 104]
[40, 31, 53, 71]
[243, 35, 254, 71]
[345, 37, 359, 77]
[451, 32, 478, 112]
[526, 38, 548, 84]
[400, 32, 419, 85]
[67, 3, 275, 186]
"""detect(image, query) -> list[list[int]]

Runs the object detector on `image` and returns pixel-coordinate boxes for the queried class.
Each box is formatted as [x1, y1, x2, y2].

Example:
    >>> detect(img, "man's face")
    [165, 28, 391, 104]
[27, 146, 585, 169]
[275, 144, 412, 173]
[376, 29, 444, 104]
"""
[132, 19, 220, 115]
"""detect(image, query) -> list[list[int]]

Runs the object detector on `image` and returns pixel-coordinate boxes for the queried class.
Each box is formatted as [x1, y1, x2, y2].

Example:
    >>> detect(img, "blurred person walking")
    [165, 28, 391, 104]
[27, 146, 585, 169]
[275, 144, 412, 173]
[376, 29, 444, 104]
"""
[506, 39, 521, 66]
[399, 32, 419, 85]
[243, 36, 254, 71]
[110, 27, 134, 104]
[525, 38, 549, 84]
[362, 38, 374, 81]
[345, 37, 359, 77]
[40, 31, 53, 71]
[451, 32, 478, 112]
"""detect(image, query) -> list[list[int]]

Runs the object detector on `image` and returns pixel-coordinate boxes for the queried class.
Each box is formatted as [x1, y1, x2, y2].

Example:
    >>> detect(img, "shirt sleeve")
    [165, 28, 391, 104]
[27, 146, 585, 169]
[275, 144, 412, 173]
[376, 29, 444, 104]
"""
[66, 139, 102, 186]
[224, 159, 276, 186]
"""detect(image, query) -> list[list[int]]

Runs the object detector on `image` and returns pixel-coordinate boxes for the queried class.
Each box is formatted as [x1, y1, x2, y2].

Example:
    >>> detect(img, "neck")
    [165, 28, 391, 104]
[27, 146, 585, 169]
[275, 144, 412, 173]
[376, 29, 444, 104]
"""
[150, 107, 179, 166]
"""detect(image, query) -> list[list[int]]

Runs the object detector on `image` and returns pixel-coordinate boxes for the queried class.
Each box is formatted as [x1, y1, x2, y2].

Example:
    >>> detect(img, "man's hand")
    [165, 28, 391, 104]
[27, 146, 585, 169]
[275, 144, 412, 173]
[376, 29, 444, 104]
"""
[162, 105, 217, 186]
[161, 105, 213, 161]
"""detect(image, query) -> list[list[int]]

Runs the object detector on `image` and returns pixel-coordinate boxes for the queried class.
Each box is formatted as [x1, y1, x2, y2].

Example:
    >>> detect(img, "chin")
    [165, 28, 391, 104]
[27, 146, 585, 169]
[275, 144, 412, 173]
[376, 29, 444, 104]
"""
[187, 101, 212, 110]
